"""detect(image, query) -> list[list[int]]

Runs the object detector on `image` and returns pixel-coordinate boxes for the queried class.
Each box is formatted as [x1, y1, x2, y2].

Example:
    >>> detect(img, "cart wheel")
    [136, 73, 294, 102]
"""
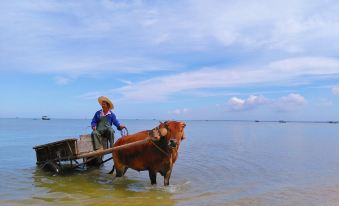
[42, 161, 62, 174]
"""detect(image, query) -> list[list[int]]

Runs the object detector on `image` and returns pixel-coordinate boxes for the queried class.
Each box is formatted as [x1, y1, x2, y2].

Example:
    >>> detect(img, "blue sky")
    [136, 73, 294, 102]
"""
[1, 0, 339, 120]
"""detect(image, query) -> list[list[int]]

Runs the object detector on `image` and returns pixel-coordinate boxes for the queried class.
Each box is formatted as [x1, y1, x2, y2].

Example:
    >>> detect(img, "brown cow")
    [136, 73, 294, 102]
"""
[111, 121, 186, 186]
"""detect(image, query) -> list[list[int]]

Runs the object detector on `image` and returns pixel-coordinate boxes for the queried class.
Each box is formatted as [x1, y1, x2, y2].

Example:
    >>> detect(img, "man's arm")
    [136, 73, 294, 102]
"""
[111, 113, 125, 130]
[91, 111, 99, 130]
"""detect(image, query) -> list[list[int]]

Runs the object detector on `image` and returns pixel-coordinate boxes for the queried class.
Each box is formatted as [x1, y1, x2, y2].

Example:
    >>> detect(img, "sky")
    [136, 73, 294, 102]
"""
[0, 0, 339, 121]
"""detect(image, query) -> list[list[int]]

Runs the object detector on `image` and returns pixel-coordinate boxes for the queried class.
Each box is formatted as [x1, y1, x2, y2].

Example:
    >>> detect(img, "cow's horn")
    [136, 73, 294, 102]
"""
[159, 128, 167, 136]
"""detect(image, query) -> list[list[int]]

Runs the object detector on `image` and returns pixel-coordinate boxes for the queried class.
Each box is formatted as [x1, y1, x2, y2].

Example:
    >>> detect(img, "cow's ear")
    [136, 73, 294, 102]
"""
[159, 128, 168, 136]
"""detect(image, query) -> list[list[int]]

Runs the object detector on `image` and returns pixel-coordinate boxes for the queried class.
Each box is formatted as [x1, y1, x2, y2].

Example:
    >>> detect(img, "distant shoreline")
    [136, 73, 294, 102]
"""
[1, 118, 338, 124]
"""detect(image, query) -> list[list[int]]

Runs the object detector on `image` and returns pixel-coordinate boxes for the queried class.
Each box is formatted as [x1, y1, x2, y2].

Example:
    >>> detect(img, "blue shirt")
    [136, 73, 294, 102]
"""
[91, 109, 121, 129]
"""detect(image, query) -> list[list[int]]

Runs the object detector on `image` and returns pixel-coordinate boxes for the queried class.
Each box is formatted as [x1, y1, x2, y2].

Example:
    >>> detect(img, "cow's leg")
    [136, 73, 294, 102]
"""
[114, 161, 127, 177]
[164, 168, 172, 186]
[123, 167, 128, 175]
[108, 165, 115, 174]
[115, 167, 126, 177]
[149, 170, 157, 185]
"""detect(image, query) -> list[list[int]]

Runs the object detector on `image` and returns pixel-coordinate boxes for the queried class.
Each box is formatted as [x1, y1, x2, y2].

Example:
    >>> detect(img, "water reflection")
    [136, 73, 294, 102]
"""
[30, 167, 177, 206]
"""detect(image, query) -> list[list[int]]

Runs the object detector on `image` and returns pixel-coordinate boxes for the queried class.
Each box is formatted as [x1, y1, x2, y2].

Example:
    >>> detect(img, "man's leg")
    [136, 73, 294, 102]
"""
[88, 130, 104, 166]
[101, 128, 114, 149]
[106, 128, 115, 148]
[91, 130, 103, 150]
[102, 133, 108, 149]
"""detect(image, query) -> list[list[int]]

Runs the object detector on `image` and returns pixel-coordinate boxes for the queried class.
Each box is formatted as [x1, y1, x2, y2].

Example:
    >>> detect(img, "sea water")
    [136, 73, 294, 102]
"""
[1, 118, 339, 206]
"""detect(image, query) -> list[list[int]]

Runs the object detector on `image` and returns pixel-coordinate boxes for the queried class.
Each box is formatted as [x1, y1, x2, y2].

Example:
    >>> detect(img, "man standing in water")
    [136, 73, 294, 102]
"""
[91, 96, 126, 151]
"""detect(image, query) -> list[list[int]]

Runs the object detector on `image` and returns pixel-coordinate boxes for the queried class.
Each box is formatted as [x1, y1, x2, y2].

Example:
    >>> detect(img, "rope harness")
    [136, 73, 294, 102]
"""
[117, 125, 175, 157]
[148, 138, 170, 156]
[146, 125, 177, 157]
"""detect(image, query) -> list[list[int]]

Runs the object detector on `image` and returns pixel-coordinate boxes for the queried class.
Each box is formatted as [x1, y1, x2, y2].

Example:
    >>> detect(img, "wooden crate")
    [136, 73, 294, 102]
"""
[33, 138, 78, 164]
[76, 134, 94, 155]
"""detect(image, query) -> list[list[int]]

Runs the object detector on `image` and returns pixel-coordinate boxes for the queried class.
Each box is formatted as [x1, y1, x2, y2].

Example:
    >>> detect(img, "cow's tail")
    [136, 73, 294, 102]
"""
[108, 165, 115, 174]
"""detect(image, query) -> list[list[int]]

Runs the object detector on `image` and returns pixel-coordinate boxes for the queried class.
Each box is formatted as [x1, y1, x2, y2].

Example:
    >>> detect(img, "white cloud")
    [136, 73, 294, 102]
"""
[10, 56, 178, 76]
[77, 91, 103, 100]
[274, 93, 307, 112]
[1, 0, 339, 76]
[119, 79, 133, 85]
[115, 57, 339, 101]
[0, 1, 180, 76]
[169, 108, 189, 115]
[226, 93, 306, 112]
[55, 76, 71, 85]
[279, 93, 306, 105]
[227, 95, 269, 111]
[332, 86, 339, 95]
[228, 97, 246, 110]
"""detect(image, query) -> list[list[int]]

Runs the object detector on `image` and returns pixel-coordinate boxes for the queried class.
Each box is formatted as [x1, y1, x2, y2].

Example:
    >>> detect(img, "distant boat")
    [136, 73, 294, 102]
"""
[254, 120, 260, 122]
[42, 116, 50, 120]
[279, 120, 286, 123]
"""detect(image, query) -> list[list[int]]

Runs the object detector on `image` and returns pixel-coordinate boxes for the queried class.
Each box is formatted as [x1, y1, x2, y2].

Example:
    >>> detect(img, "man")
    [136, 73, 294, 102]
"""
[91, 96, 126, 151]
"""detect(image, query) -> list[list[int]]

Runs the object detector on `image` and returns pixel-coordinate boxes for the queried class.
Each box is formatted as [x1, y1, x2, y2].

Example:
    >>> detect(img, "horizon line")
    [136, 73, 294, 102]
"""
[1, 117, 338, 124]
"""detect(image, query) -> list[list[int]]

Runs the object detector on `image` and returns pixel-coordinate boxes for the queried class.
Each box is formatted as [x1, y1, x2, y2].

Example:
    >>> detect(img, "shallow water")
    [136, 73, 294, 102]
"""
[1, 118, 339, 205]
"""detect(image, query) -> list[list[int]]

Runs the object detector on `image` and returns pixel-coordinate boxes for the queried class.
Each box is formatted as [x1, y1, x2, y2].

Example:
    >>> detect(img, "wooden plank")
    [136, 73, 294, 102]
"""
[76, 134, 94, 154]
[75, 139, 150, 159]
[33, 138, 77, 149]
[34, 136, 153, 163]
[76, 148, 114, 159]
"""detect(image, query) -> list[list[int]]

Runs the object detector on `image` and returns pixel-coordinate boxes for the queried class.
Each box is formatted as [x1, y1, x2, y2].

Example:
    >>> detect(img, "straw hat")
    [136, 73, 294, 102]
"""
[98, 96, 114, 110]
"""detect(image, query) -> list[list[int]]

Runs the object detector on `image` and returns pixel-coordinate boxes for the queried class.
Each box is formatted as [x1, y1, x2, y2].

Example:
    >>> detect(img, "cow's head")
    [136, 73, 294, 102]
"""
[154, 121, 186, 150]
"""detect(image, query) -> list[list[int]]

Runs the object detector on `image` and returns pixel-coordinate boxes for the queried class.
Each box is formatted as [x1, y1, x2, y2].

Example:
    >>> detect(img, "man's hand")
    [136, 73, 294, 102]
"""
[92, 126, 96, 131]
[119, 124, 126, 130]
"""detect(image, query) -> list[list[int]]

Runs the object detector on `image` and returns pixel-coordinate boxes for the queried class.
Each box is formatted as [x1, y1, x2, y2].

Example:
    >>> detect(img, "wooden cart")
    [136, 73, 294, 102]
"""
[33, 134, 115, 173]
[33, 129, 151, 174]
